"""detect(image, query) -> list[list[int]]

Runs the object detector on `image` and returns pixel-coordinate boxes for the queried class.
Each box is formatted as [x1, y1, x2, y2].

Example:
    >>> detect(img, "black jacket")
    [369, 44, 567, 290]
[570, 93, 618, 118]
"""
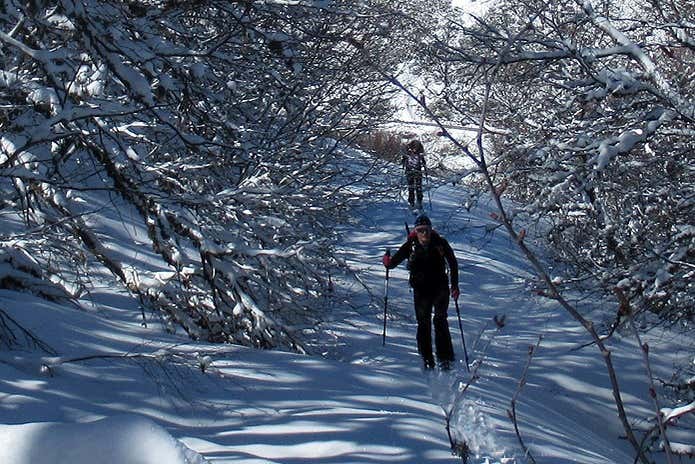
[387, 230, 458, 292]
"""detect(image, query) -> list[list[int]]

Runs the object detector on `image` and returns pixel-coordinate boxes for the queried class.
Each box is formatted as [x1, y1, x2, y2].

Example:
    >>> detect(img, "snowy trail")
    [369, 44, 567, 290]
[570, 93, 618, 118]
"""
[330, 176, 528, 462]
[0, 149, 674, 463]
[327, 159, 641, 463]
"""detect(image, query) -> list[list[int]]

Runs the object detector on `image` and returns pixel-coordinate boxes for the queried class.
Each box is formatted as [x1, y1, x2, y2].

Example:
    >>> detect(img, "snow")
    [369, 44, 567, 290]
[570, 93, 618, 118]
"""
[663, 401, 695, 424]
[0, 416, 206, 464]
[451, 0, 493, 16]
[0, 149, 692, 463]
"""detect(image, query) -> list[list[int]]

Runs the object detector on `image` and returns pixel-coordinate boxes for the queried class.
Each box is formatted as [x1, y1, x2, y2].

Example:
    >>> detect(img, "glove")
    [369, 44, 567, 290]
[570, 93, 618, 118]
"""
[451, 287, 460, 301]
[382, 254, 391, 268]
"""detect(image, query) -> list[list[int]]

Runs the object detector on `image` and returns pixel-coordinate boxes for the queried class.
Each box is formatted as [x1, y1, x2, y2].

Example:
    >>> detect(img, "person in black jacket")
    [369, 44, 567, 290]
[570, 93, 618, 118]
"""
[382, 214, 459, 370]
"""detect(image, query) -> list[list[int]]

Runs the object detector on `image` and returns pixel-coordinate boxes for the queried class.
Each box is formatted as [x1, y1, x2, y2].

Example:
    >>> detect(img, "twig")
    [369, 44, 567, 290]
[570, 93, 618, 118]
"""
[508, 336, 542, 464]
[0, 307, 57, 354]
[621, 288, 674, 463]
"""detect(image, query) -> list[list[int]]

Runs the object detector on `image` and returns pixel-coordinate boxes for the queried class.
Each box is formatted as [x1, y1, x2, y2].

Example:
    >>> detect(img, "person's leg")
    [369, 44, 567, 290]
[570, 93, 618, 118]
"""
[433, 288, 455, 365]
[415, 172, 423, 207]
[407, 173, 416, 207]
[413, 290, 434, 368]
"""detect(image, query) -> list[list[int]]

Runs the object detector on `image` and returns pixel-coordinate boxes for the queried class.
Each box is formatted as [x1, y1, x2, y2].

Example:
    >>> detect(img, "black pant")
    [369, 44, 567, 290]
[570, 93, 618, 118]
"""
[413, 286, 454, 365]
[406, 171, 423, 207]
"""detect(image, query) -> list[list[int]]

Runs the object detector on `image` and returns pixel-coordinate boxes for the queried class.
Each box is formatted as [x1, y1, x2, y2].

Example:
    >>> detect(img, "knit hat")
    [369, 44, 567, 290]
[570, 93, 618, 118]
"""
[414, 214, 432, 227]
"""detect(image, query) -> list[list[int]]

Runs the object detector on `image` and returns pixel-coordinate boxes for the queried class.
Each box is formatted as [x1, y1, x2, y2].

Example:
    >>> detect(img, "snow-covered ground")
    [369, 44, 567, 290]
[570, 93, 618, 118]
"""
[0, 149, 691, 463]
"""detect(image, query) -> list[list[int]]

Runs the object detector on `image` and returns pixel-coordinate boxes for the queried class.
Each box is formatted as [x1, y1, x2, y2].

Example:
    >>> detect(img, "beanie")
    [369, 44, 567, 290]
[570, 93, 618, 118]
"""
[414, 214, 432, 227]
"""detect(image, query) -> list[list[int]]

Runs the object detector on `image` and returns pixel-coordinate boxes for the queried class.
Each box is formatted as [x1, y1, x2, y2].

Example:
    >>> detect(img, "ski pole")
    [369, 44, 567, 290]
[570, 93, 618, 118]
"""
[399, 169, 407, 206]
[454, 297, 470, 371]
[382, 248, 391, 346]
[424, 166, 433, 211]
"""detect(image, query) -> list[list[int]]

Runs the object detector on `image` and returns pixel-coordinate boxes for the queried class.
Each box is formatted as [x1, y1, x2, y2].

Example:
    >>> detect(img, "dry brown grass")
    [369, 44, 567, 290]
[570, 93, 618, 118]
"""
[354, 130, 415, 163]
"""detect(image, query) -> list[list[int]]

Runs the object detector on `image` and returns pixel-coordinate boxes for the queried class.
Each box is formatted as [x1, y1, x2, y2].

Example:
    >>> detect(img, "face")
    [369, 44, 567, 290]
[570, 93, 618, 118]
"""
[414, 225, 431, 245]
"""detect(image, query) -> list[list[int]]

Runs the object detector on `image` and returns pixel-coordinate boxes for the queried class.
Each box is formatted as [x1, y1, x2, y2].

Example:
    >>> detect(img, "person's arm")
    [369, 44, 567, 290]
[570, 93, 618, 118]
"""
[443, 238, 458, 289]
[383, 240, 411, 269]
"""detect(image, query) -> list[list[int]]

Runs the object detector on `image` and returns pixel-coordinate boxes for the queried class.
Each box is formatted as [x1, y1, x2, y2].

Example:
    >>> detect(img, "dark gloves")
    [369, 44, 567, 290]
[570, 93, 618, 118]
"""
[451, 286, 460, 301]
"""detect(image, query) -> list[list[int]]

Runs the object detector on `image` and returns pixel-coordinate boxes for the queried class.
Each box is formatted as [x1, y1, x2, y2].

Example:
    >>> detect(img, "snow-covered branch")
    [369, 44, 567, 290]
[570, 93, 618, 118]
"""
[579, 0, 695, 122]
[0, 0, 401, 350]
